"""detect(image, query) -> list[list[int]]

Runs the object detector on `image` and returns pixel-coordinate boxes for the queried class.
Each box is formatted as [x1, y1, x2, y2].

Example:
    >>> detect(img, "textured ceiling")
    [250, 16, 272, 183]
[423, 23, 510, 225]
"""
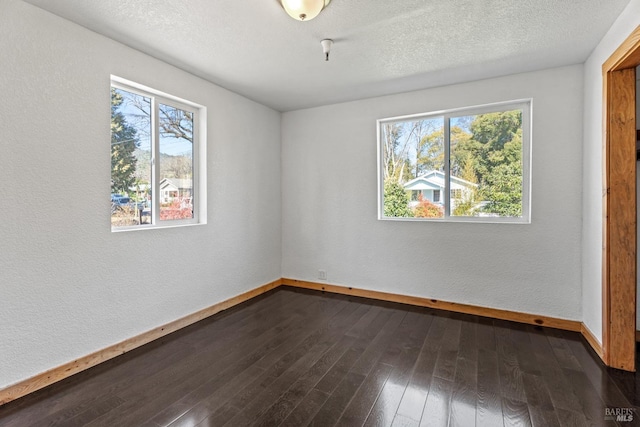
[24, 0, 631, 111]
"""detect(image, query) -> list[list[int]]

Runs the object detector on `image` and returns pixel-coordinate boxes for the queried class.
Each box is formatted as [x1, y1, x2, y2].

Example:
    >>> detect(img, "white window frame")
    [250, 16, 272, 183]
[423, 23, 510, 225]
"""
[377, 99, 532, 223]
[111, 76, 207, 232]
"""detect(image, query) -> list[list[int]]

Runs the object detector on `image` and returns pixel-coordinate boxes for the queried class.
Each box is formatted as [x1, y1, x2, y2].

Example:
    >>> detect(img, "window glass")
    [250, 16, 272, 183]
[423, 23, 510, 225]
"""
[378, 100, 530, 223]
[110, 79, 203, 231]
[110, 88, 151, 228]
[449, 111, 523, 218]
[158, 103, 194, 221]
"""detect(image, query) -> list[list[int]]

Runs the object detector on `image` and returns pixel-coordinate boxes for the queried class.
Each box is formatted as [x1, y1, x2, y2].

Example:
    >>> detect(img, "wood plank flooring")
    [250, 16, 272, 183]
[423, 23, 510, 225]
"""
[1, 286, 639, 426]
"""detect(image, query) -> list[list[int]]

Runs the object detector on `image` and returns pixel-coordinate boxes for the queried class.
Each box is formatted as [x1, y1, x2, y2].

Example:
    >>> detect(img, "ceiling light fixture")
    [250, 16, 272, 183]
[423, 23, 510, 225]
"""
[321, 39, 333, 61]
[280, 0, 332, 21]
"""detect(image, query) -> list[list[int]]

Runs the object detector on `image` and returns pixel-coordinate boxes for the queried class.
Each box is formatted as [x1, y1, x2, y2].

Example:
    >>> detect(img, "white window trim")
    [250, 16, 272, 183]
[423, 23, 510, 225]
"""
[377, 99, 532, 224]
[110, 76, 207, 232]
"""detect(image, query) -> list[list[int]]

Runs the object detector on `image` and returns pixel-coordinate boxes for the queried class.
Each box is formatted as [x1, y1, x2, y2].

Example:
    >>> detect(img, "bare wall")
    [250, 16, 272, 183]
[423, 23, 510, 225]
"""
[0, 0, 281, 389]
[282, 65, 584, 321]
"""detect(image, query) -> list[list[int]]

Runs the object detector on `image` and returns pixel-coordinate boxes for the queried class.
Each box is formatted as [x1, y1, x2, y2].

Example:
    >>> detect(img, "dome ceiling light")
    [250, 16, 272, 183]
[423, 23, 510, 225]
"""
[279, 0, 332, 21]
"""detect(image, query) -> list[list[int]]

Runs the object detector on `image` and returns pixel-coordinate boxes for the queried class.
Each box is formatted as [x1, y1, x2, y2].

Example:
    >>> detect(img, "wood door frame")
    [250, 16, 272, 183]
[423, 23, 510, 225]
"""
[602, 25, 640, 371]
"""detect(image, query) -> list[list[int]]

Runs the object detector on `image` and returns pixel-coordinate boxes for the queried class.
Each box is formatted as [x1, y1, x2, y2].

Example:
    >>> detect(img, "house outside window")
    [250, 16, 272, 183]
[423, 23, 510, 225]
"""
[110, 77, 206, 230]
[378, 99, 531, 222]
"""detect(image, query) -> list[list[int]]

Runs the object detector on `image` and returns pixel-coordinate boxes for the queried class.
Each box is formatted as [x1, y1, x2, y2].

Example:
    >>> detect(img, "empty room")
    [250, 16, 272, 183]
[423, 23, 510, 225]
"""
[2, 0, 640, 425]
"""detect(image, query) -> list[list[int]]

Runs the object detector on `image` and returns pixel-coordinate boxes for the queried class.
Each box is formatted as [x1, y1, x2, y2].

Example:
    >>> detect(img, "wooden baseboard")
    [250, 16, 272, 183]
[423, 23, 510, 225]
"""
[581, 324, 604, 359]
[0, 279, 281, 406]
[281, 278, 582, 332]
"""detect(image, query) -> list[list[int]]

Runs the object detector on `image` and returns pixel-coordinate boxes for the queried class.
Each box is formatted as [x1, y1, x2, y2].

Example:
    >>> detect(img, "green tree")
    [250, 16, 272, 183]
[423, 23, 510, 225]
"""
[468, 111, 523, 216]
[383, 181, 413, 217]
[481, 131, 523, 216]
[469, 111, 521, 183]
[452, 158, 480, 216]
[111, 89, 139, 194]
[449, 126, 474, 177]
[416, 129, 444, 175]
[470, 111, 521, 150]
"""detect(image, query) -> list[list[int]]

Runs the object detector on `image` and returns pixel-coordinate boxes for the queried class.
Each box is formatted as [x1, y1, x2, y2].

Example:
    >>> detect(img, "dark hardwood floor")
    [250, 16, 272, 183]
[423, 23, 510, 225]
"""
[1, 286, 639, 426]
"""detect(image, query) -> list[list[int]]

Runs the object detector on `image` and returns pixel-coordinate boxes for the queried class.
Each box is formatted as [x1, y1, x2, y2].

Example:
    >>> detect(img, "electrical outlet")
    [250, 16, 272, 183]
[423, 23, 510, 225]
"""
[318, 270, 327, 280]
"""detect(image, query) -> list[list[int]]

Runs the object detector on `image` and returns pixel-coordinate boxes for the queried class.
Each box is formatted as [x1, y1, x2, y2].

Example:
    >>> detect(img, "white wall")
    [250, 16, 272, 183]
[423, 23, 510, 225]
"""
[583, 0, 640, 344]
[282, 65, 584, 321]
[0, 0, 281, 389]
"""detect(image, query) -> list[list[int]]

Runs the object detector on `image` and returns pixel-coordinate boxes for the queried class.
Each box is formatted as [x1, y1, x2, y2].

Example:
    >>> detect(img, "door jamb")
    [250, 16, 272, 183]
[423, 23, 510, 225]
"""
[602, 25, 640, 371]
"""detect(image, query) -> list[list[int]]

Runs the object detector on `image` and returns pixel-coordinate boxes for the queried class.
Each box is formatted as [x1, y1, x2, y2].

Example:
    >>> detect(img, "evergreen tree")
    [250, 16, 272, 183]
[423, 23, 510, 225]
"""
[481, 131, 523, 216]
[111, 89, 138, 194]
[469, 111, 521, 183]
[471, 112, 522, 216]
[383, 181, 413, 218]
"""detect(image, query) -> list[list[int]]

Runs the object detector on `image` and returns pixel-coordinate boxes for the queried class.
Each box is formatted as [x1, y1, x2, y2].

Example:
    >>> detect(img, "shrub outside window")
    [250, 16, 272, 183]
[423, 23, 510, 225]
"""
[110, 77, 205, 231]
[378, 100, 531, 223]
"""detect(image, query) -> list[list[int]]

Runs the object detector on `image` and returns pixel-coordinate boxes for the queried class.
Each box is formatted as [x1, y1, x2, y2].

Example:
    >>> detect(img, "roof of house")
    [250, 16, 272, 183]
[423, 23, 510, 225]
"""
[403, 170, 477, 191]
[159, 178, 192, 190]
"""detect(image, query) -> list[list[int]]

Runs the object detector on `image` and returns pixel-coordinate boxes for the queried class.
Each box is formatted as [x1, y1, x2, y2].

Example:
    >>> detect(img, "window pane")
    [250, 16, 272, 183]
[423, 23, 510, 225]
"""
[158, 103, 194, 221]
[382, 118, 445, 218]
[111, 88, 151, 227]
[449, 110, 523, 217]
